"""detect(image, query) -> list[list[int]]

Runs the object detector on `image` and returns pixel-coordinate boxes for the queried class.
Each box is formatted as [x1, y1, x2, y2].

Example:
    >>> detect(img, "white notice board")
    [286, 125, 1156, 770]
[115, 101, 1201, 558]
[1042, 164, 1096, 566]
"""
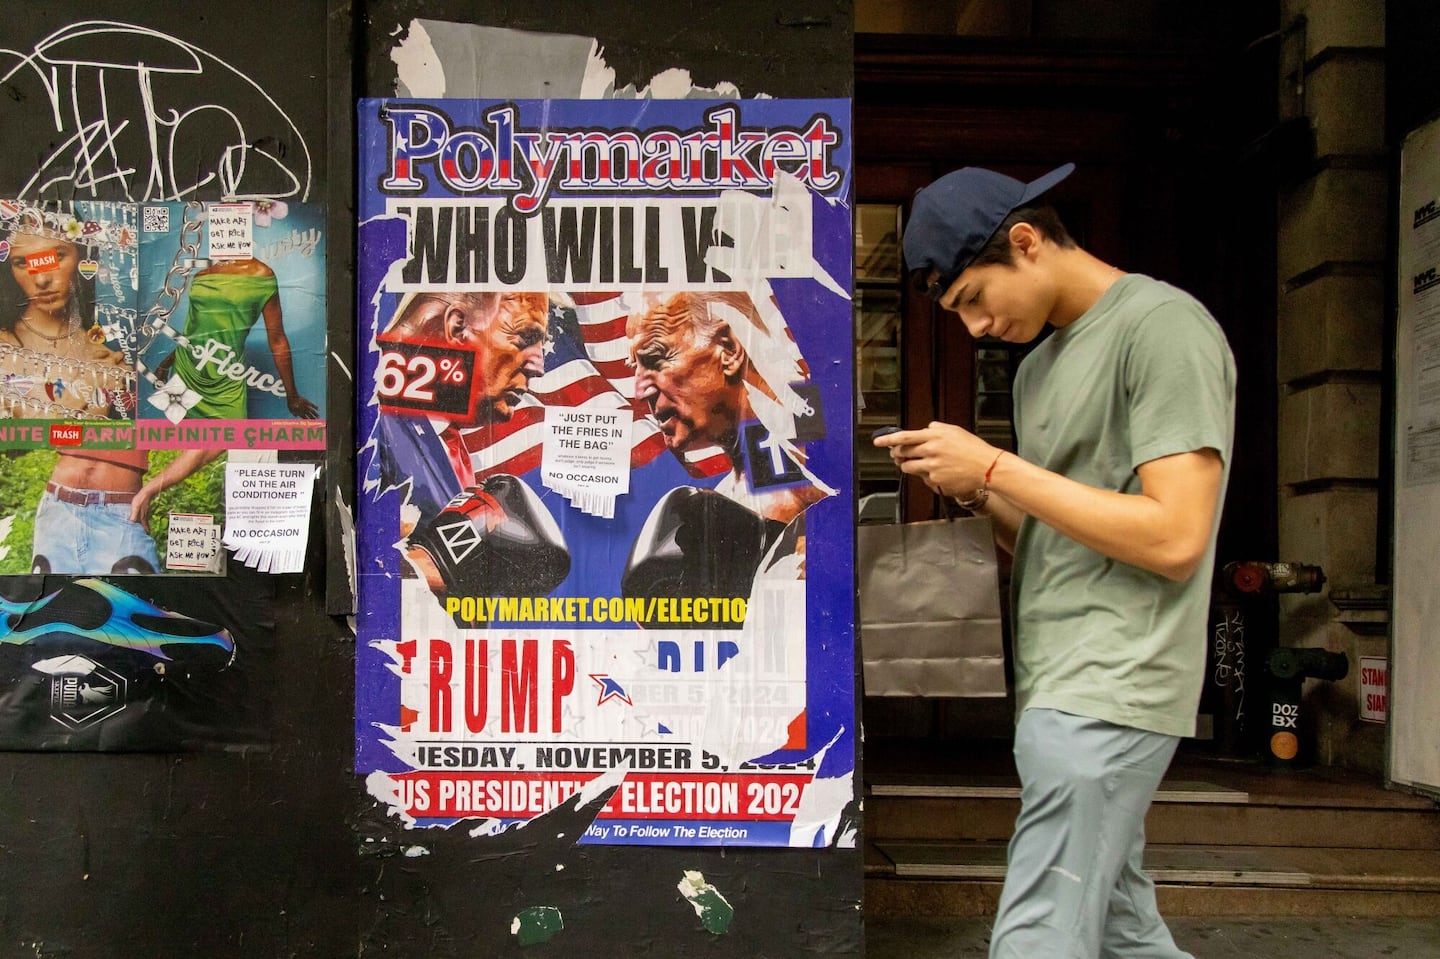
[1392, 116, 1440, 797]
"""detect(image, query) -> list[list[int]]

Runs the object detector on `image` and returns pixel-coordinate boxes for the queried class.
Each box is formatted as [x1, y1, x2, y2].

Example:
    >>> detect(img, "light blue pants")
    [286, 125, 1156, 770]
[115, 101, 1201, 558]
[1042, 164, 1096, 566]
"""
[989, 708, 1194, 959]
[32, 490, 159, 575]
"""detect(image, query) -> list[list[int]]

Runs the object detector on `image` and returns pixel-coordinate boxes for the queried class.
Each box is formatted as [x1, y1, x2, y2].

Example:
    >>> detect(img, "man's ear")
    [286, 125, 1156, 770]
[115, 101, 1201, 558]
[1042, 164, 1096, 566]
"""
[1008, 221, 1044, 260]
[444, 305, 469, 339]
[716, 326, 746, 379]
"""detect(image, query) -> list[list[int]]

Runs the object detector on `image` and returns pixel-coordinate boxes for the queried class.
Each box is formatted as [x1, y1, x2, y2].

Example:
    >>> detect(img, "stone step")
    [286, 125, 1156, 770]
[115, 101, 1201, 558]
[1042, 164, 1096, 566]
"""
[865, 877, 1440, 920]
[866, 776, 1440, 850]
[872, 841, 1440, 890]
[865, 842, 1440, 918]
[870, 776, 1249, 803]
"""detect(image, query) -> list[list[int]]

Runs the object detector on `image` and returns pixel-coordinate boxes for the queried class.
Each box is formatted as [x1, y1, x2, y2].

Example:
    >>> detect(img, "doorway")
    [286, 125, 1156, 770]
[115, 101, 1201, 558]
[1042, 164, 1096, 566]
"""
[853, 33, 1279, 752]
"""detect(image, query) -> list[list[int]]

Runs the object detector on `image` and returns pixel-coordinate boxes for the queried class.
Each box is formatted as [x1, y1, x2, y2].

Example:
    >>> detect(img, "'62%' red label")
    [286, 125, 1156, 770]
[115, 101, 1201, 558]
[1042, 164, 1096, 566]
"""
[375, 342, 479, 420]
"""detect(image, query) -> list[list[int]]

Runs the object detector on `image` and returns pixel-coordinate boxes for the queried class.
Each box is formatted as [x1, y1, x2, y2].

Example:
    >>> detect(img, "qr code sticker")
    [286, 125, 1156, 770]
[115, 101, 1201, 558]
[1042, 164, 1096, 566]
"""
[142, 206, 170, 233]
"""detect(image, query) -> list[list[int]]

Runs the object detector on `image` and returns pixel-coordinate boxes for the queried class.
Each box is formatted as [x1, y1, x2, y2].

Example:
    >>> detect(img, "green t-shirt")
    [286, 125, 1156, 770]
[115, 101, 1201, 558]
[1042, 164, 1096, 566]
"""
[1010, 273, 1236, 738]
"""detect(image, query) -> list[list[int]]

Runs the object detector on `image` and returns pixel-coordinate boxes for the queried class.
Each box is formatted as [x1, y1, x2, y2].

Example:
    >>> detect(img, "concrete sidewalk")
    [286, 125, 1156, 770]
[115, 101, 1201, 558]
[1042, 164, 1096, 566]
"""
[866, 916, 1440, 957]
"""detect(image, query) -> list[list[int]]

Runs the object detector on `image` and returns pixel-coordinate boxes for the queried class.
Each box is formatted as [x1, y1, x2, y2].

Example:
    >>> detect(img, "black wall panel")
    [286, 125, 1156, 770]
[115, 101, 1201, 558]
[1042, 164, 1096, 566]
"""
[0, 2, 858, 956]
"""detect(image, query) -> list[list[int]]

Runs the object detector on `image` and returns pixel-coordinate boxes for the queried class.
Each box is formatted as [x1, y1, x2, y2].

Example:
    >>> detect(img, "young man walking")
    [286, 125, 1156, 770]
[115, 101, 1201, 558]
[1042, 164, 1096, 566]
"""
[876, 163, 1236, 959]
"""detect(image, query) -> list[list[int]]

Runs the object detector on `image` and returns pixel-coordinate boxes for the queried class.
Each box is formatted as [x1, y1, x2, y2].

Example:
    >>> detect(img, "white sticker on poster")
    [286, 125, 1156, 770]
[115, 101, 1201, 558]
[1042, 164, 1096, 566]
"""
[165, 512, 224, 573]
[222, 463, 315, 572]
[1359, 655, 1388, 724]
[206, 202, 254, 260]
[541, 407, 631, 517]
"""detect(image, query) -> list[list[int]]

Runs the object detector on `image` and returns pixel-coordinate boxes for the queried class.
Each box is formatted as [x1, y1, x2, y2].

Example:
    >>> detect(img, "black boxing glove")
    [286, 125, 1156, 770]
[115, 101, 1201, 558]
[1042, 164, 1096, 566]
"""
[621, 487, 783, 602]
[408, 474, 570, 596]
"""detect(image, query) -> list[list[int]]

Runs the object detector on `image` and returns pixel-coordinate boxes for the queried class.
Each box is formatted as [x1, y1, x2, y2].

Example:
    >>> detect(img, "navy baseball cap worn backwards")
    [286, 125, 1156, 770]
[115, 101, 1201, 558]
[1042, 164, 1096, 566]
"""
[904, 163, 1075, 296]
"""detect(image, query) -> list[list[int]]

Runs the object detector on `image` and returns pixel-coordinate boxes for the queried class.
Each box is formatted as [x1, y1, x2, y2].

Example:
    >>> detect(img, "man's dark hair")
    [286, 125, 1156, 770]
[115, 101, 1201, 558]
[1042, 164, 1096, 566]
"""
[968, 204, 1077, 268]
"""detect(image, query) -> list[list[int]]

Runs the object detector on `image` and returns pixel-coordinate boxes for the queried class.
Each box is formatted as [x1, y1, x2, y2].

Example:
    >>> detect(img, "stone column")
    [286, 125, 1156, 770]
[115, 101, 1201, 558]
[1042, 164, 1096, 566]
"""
[1275, 0, 1388, 771]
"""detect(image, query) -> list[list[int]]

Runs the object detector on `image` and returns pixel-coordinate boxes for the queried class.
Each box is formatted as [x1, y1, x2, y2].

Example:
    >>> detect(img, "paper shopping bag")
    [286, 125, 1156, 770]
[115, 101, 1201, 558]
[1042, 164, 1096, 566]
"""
[857, 516, 1005, 697]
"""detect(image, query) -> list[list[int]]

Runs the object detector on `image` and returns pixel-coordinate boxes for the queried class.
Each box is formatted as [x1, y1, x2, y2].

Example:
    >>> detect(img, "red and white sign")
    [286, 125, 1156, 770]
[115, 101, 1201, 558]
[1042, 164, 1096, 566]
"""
[25, 249, 59, 273]
[1359, 655, 1388, 724]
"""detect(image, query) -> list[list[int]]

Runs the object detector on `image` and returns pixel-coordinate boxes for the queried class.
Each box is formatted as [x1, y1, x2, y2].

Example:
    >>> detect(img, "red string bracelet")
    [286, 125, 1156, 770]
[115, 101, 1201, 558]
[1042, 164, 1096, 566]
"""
[984, 449, 1006, 488]
[955, 449, 1008, 512]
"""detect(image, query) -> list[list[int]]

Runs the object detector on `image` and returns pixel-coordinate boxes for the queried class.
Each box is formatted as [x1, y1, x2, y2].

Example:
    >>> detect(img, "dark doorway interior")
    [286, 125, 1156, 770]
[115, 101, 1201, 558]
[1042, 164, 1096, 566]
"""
[854, 30, 1280, 749]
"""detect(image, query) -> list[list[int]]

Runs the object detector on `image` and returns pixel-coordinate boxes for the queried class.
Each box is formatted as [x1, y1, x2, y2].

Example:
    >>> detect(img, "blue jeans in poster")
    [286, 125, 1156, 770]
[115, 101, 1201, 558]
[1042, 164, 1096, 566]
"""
[32, 490, 159, 575]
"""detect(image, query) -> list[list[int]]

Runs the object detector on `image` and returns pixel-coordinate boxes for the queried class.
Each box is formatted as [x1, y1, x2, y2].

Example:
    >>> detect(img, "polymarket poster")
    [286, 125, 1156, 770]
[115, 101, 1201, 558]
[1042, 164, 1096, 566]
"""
[356, 98, 856, 846]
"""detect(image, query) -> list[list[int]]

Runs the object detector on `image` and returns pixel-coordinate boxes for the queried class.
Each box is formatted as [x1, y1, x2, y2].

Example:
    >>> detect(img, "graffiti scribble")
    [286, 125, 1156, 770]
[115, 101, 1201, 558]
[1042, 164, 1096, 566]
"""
[1, 20, 312, 202]
[1211, 609, 1246, 723]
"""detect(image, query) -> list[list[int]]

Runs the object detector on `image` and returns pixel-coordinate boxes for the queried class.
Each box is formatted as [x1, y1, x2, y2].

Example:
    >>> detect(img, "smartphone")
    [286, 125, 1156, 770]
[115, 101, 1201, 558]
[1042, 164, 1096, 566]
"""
[871, 425, 901, 440]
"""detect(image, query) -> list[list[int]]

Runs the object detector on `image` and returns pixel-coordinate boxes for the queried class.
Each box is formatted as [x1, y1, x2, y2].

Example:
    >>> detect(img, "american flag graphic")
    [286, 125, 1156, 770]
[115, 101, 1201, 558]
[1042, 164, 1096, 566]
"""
[455, 292, 730, 482]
